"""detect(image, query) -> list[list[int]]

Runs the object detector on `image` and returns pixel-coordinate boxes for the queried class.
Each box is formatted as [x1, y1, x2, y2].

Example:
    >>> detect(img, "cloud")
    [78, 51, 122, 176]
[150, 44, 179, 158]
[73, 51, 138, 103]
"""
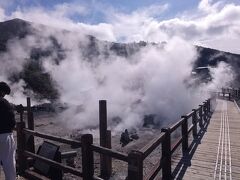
[134, 4, 169, 17]
[1, 1, 240, 53]
[198, 0, 223, 13]
[54, 3, 87, 18]
[76, 0, 238, 53]
[152, 1, 240, 53]
[0, 7, 6, 21]
[76, 23, 116, 41]
[104, 4, 169, 42]
[114, 1, 240, 53]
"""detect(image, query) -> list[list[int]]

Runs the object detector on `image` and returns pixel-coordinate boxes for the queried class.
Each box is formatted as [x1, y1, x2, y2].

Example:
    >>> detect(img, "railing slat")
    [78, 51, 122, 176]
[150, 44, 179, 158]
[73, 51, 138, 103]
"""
[140, 133, 165, 159]
[169, 118, 184, 133]
[91, 144, 128, 162]
[24, 151, 83, 177]
[171, 137, 183, 155]
[23, 129, 81, 147]
[187, 124, 194, 134]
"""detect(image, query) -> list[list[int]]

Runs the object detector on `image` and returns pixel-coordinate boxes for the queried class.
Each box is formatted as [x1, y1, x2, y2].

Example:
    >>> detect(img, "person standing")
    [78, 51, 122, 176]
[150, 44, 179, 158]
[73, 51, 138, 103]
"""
[0, 81, 16, 180]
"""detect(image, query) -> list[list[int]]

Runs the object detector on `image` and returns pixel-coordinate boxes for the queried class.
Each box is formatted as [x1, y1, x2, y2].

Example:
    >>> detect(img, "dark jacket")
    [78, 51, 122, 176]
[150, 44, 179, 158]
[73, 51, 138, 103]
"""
[0, 97, 15, 134]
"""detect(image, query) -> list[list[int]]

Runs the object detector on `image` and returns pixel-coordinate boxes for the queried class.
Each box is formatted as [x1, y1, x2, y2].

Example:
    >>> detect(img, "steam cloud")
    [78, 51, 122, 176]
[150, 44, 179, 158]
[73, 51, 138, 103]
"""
[40, 31, 232, 132]
[43, 36, 200, 131]
[0, 0, 237, 131]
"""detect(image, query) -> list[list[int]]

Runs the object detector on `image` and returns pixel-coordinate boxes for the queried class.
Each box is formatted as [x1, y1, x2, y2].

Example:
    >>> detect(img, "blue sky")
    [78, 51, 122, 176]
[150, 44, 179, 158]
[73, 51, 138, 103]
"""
[2, 0, 240, 24]
[0, 0, 217, 23]
[2, 0, 240, 21]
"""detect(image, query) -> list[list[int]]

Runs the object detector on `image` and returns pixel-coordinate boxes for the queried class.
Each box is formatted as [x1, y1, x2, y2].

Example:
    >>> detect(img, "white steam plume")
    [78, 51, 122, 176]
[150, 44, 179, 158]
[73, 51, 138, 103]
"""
[0, 36, 31, 104]
[0, 32, 52, 105]
[205, 62, 235, 91]
[42, 35, 204, 132]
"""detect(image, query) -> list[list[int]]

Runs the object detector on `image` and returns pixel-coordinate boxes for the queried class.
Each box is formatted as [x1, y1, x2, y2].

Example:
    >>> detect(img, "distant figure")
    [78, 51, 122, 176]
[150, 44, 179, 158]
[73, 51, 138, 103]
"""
[0, 82, 16, 180]
[120, 129, 132, 147]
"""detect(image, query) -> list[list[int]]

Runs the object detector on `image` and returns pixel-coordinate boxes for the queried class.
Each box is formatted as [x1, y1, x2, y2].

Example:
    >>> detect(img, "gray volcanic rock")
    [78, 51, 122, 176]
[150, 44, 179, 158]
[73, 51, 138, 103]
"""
[0, 18, 33, 51]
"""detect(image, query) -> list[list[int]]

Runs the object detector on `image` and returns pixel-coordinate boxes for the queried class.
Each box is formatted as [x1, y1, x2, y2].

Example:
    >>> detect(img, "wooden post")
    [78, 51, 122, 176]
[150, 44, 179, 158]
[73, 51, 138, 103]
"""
[99, 100, 107, 148]
[192, 109, 197, 138]
[208, 99, 211, 113]
[127, 150, 143, 180]
[203, 102, 207, 122]
[99, 100, 112, 179]
[161, 128, 172, 179]
[20, 111, 23, 122]
[81, 134, 94, 180]
[16, 121, 27, 175]
[26, 97, 35, 153]
[205, 100, 209, 119]
[181, 116, 188, 153]
[27, 97, 31, 127]
[198, 105, 203, 127]
[206, 100, 209, 114]
[28, 112, 34, 130]
[105, 130, 112, 178]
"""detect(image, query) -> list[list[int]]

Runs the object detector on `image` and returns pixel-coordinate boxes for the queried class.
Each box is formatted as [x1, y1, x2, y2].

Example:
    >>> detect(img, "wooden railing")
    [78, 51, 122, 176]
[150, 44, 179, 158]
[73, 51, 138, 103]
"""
[16, 98, 214, 180]
[221, 87, 240, 100]
[137, 99, 213, 180]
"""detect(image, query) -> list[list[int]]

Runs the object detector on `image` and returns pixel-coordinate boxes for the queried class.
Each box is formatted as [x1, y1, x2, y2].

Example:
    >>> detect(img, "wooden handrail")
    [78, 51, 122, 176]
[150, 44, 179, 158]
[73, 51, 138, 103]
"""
[169, 118, 184, 133]
[140, 133, 165, 159]
[185, 111, 194, 119]
[23, 129, 81, 147]
[171, 137, 182, 155]
[143, 98, 212, 179]
[61, 151, 77, 159]
[24, 151, 83, 177]
[91, 144, 128, 162]
[139, 98, 212, 175]
[187, 124, 194, 134]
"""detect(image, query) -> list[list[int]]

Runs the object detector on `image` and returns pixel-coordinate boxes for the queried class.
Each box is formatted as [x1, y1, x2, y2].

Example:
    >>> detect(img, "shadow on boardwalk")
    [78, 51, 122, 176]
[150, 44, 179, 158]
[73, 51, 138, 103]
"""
[171, 115, 212, 179]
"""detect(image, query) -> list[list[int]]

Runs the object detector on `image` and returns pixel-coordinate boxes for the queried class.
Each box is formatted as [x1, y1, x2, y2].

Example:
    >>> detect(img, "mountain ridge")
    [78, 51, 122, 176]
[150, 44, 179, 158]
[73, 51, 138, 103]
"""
[0, 18, 239, 101]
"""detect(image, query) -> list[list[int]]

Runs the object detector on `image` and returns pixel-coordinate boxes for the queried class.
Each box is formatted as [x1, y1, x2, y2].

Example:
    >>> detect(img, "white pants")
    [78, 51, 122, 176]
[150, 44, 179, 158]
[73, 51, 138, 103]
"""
[0, 133, 16, 180]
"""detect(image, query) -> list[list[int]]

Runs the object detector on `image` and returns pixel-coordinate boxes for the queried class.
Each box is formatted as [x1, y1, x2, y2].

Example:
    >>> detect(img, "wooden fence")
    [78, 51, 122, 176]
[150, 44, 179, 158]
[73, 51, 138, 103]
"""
[16, 97, 215, 180]
[221, 87, 240, 100]
[138, 99, 213, 180]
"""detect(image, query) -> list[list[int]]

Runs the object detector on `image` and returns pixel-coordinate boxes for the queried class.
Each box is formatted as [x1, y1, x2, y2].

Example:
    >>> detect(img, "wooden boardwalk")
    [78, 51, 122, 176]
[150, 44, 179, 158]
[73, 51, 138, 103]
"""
[172, 99, 240, 179]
